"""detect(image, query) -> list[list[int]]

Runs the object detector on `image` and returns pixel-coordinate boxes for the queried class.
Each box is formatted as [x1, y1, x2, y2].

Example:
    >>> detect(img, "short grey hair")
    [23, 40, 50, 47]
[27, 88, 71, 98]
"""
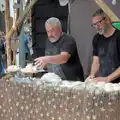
[92, 9, 106, 18]
[45, 17, 62, 28]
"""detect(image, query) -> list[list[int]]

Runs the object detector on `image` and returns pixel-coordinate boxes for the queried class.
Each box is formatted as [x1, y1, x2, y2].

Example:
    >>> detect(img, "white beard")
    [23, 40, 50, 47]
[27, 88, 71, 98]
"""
[49, 38, 59, 43]
[97, 29, 104, 35]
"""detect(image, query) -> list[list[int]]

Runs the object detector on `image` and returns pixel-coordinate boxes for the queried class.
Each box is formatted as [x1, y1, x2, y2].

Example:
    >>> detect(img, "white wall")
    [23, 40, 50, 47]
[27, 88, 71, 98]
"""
[0, 0, 5, 11]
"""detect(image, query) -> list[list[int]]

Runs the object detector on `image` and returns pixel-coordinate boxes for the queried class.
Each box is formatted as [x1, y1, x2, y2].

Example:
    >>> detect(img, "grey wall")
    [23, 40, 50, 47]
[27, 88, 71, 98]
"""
[70, 0, 98, 77]
[105, 0, 120, 18]
[69, 0, 120, 78]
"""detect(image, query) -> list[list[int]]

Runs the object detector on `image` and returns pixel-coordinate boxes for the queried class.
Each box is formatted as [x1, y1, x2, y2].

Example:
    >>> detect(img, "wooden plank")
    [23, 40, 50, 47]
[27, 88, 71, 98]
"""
[6, 0, 38, 40]
[5, 0, 12, 66]
[94, 0, 120, 21]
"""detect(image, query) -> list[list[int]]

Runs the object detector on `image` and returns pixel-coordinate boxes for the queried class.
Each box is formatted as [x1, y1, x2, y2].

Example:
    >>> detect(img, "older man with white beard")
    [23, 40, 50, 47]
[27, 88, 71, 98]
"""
[34, 17, 84, 81]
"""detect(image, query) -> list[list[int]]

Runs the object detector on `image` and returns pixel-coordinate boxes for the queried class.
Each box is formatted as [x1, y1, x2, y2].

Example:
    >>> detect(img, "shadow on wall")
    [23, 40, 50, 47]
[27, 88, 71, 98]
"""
[69, 0, 99, 78]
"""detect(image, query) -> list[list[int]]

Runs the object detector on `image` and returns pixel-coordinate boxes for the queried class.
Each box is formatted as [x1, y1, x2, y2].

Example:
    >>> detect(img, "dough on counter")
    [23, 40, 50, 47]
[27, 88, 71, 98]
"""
[112, 84, 120, 91]
[20, 63, 38, 73]
[26, 63, 33, 70]
[104, 83, 114, 92]
[40, 73, 62, 83]
[7, 65, 20, 72]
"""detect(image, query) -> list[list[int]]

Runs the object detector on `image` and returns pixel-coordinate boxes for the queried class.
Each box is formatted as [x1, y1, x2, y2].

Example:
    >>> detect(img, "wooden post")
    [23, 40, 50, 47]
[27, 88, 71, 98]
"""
[94, 0, 120, 21]
[5, 0, 37, 40]
[5, 0, 11, 66]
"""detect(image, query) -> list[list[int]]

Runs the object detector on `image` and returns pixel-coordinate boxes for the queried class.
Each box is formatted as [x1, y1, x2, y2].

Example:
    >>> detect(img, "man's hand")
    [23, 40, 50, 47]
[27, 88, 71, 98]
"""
[34, 57, 47, 69]
[92, 77, 109, 83]
[85, 75, 95, 82]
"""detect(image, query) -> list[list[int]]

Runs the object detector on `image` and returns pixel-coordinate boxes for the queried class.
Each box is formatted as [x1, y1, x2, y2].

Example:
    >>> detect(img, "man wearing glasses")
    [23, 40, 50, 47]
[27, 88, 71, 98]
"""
[88, 9, 120, 83]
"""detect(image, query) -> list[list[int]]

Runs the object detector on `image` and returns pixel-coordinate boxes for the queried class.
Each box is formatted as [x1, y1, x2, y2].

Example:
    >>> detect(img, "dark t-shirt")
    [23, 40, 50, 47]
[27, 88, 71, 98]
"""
[0, 40, 5, 55]
[93, 29, 120, 83]
[45, 33, 84, 81]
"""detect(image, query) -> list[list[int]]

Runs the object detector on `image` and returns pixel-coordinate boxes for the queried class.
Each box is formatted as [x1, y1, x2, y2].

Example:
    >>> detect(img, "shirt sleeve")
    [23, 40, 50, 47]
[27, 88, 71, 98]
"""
[60, 36, 76, 56]
[92, 34, 99, 56]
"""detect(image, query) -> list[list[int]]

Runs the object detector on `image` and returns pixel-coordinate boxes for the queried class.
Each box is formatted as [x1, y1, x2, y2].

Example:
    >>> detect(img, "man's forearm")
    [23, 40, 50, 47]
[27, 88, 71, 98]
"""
[107, 67, 120, 82]
[44, 55, 67, 64]
[90, 62, 99, 77]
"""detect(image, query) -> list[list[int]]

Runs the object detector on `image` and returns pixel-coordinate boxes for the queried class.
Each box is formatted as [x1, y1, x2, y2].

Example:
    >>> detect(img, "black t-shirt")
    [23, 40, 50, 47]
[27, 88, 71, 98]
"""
[45, 33, 84, 81]
[93, 29, 120, 83]
[0, 40, 5, 55]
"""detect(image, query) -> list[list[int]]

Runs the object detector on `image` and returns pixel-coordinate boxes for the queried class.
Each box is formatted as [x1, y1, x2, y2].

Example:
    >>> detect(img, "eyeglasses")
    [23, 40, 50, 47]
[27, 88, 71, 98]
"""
[91, 17, 106, 27]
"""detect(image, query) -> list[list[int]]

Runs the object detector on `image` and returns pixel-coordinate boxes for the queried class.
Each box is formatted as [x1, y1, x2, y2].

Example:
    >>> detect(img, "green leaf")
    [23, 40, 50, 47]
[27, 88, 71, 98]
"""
[112, 21, 120, 30]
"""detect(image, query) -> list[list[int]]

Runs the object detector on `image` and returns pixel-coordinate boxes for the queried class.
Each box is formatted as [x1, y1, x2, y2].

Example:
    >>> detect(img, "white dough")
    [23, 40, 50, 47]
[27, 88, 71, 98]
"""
[26, 63, 33, 70]
[40, 73, 62, 83]
[104, 83, 114, 92]
[93, 82, 105, 88]
[112, 84, 120, 91]
[20, 64, 39, 73]
[7, 65, 20, 72]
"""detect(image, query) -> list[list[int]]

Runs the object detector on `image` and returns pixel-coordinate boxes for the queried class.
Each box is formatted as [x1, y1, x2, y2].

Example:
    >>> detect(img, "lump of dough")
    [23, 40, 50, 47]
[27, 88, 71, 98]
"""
[7, 65, 20, 72]
[40, 73, 62, 83]
[104, 83, 114, 92]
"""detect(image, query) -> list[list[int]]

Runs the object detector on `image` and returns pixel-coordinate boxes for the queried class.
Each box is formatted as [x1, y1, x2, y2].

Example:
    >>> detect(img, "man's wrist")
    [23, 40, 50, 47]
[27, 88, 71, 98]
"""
[89, 74, 95, 78]
[107, 76, 113, 82]
[43, 56, 49, 64]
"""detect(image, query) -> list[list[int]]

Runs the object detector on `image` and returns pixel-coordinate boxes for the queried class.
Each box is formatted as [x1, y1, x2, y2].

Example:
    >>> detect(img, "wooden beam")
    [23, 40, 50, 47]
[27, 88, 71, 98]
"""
[94, 0, 120, 21]
[5, 0, 38, 40]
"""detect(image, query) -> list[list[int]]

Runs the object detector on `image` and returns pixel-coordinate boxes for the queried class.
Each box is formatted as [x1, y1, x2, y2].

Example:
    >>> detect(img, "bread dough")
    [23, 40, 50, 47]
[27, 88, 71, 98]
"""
[7, 65, 20, 72]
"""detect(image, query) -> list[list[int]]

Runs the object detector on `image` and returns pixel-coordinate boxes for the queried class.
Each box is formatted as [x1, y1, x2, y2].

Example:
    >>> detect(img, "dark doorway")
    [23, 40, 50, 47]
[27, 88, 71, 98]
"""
[32, 0, 68, 58]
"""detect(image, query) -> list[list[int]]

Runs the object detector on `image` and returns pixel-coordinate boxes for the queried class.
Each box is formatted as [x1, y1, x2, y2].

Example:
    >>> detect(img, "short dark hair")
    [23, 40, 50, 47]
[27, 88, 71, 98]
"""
[92, 9, 106, 18]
